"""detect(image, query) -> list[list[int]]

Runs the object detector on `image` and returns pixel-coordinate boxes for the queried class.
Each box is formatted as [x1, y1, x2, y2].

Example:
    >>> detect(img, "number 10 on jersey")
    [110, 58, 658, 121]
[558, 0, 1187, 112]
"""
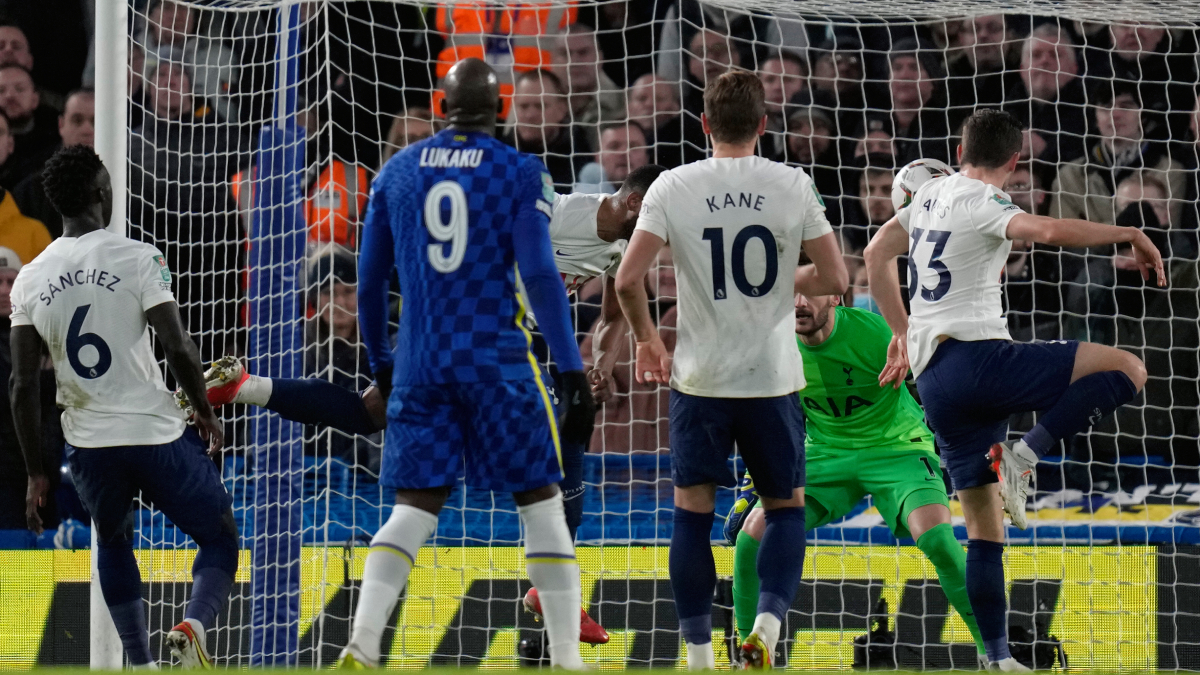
[702, 225, 778, 300]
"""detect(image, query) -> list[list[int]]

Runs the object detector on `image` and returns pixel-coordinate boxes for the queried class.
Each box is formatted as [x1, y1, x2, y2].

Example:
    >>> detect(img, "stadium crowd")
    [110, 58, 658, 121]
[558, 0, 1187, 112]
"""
[2, 0, 1200, 542]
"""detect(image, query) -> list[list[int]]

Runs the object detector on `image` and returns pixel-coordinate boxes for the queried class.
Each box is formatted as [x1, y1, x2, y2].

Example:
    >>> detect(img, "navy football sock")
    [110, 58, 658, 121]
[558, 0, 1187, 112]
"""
[186, 511, 239, 630]
[267, 378, 378, 435]
[1022, 371, 1139, 458]
[966, 539, 1010, 662]
[757, 507, 806, 621]
[670, 507, 716, 644]
[97, 540, 153, 665]
[559, 440, 586, 541]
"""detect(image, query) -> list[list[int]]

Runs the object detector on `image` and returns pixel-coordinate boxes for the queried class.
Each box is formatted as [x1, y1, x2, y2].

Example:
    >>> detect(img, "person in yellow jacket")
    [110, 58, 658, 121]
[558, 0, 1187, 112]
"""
[0, 187, 49, 264]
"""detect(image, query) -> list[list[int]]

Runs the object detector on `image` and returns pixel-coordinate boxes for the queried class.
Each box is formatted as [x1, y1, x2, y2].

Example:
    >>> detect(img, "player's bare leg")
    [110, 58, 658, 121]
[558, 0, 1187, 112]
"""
[991, 343, 1146, 529]
[511, 484, 585, 669]
[338, 487, 448, 668]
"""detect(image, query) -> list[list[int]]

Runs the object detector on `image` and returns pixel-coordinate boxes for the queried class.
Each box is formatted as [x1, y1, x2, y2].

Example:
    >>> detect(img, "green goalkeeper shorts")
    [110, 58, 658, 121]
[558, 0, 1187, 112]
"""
[803, 444, 949, 539]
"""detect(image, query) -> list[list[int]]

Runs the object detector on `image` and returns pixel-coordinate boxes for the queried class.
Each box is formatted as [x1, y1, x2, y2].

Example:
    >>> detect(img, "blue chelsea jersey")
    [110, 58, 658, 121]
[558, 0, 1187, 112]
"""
[360, 129, 558, 385]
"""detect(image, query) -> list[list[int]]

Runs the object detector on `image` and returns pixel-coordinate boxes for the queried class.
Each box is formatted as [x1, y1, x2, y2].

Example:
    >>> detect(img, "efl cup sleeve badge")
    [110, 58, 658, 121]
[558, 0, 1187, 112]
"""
[155, 255, 172, 282]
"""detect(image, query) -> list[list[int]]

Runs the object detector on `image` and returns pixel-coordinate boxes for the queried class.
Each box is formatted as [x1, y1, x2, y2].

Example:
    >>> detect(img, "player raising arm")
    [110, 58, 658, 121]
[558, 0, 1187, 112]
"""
[336, 59, 594, 670]
[615, 71, 847, 670]
[864, 110, 1163, 671]
[9, 147, 237, 668]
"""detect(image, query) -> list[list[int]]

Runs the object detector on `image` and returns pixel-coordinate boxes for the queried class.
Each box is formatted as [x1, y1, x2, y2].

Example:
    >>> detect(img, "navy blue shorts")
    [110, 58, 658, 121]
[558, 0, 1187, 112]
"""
[669, 390, 805, 500]
[66, 428, 234, 546]
[381, 375, 563, 493]
[916, 339, 1079, 491]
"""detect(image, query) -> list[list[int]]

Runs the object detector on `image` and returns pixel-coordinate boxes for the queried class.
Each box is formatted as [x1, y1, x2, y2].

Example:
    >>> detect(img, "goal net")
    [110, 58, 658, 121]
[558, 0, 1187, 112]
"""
[32, 0, 1200, 669]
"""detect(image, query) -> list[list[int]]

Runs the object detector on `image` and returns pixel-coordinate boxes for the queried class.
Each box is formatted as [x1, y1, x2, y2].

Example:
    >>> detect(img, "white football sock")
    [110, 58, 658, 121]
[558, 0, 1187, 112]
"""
[345, 504, 438, 665]
[751, 612, 782, 656]
[518, 494, 583, 670]
[233, 375, 272, 406]
[685, 641, 716, 670]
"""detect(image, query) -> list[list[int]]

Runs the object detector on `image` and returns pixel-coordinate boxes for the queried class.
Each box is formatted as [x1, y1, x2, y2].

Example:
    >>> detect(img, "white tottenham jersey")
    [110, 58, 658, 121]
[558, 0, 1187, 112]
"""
[897, 173, 1024, 378]
[10, 230, 186, 447]
[636, 155, 833, 397]
[549, 192, 625, 293]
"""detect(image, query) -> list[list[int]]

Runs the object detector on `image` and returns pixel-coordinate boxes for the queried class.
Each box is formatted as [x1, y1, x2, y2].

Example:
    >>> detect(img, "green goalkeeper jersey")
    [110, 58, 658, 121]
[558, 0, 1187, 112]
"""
[797, 306, 932, 451]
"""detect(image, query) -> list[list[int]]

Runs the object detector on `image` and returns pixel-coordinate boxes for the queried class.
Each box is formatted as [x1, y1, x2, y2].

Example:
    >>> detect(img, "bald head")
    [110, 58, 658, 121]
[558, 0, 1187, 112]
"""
[442, 58, 501, 131]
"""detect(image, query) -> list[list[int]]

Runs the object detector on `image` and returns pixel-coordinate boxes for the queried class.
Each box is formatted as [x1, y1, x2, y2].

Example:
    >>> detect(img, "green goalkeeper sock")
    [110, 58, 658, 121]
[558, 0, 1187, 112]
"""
[732, 530, 762, 642]
[915, 523, 986, 655]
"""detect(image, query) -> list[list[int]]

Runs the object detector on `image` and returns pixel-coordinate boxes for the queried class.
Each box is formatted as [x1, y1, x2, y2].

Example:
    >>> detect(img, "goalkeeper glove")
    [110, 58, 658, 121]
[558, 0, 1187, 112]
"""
[558, 370, 597, 446]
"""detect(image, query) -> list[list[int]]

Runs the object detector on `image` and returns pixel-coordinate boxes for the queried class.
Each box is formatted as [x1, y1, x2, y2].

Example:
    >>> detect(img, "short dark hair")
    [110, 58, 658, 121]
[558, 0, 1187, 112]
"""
[960, 108, 1022, 169]
[703, 71, 766, 144]
[514, 68, 565, 96]
[42, 145, 105, 217]
[0, 63, 33, 85]
[765, 49, 808, 77]
[622, 164, 667, 195]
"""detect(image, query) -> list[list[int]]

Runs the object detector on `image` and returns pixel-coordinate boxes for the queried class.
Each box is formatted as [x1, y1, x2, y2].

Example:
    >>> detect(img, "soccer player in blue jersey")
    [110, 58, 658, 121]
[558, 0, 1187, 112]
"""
[334, 59, 595, 670]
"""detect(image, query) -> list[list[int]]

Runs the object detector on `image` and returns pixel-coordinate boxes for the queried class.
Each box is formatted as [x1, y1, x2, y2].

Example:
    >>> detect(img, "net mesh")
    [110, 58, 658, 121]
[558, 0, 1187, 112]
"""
[102, 0, 1200, 669]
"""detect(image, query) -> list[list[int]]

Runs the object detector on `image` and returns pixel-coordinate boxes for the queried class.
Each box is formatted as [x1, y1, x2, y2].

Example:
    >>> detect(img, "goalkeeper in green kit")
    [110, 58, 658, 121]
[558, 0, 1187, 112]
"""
[725, 292, 986, 659]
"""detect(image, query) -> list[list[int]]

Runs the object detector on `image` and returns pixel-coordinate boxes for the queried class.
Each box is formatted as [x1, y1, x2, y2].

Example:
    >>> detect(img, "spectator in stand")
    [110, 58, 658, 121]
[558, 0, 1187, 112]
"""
[12, 89, 93, 238]
[0, 65, 59, 187]
[575, 123, 648, 194]
[552, 23, 626, 152]
[381, 105, 435, 166]
[0, 247, 61, 539]
[129, 42, 147, 105]
[627, 73, 690, 168]
[0, 22, 68, 114]
[0, 166, 49, 265]
[1003, 165, 1063, 341]
[135, 0, 240, 122]
[503, 69, 590, 193]
[946, 15, 1014, 130]
[851, 113, 899, 161]
[128, 60, 240, 359]
[807, 35, 869, 148]
[1083, 22, 1198, 143]
[679, 28, 739, 157]
[1050, 82, 1184, 227]
[1004, 23, 1091, 167]
[758, 50, 807, 160]
[303, 249, 379, 472]
[841, 160, 895, 251]
[783, 105, 841, 201]
[0, 111, 21, 191]
[1175, 93, 1200, 261]
[887, 39, 952, 165]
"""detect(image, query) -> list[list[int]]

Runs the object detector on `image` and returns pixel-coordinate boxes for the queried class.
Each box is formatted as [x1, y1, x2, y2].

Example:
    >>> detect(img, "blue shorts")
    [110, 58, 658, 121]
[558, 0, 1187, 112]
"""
[381, 376, 563, 493]
[66, 428, 234, 545]
[916, 339, 1079, 490]
[669, 390, 805, 500]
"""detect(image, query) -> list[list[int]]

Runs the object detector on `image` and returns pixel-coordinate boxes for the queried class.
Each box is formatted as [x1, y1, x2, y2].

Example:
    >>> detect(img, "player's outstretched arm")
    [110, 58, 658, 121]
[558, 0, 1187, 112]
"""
[1006, 213, 1166, 286]
[512, 173, 595, 446]
[794, 231, 849, 297]
[615, 230, 670, 386]
[864, 217, 912, 389]
[358, 184, 397, 395]
[9, 325, 48, 533]
[146, 302, 225, 455]
[588, 275, 628, 403]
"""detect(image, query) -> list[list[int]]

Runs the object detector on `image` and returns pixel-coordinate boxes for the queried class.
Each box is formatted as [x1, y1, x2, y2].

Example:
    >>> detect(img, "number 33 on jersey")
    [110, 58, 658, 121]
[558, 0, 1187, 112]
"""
[898, 173, 1025, 378]
[634, 155, 833, 398]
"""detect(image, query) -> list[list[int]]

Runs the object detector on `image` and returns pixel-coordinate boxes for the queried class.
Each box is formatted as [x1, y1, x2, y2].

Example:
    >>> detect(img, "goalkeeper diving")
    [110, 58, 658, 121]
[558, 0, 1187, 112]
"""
[725, 290, 986, 660]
